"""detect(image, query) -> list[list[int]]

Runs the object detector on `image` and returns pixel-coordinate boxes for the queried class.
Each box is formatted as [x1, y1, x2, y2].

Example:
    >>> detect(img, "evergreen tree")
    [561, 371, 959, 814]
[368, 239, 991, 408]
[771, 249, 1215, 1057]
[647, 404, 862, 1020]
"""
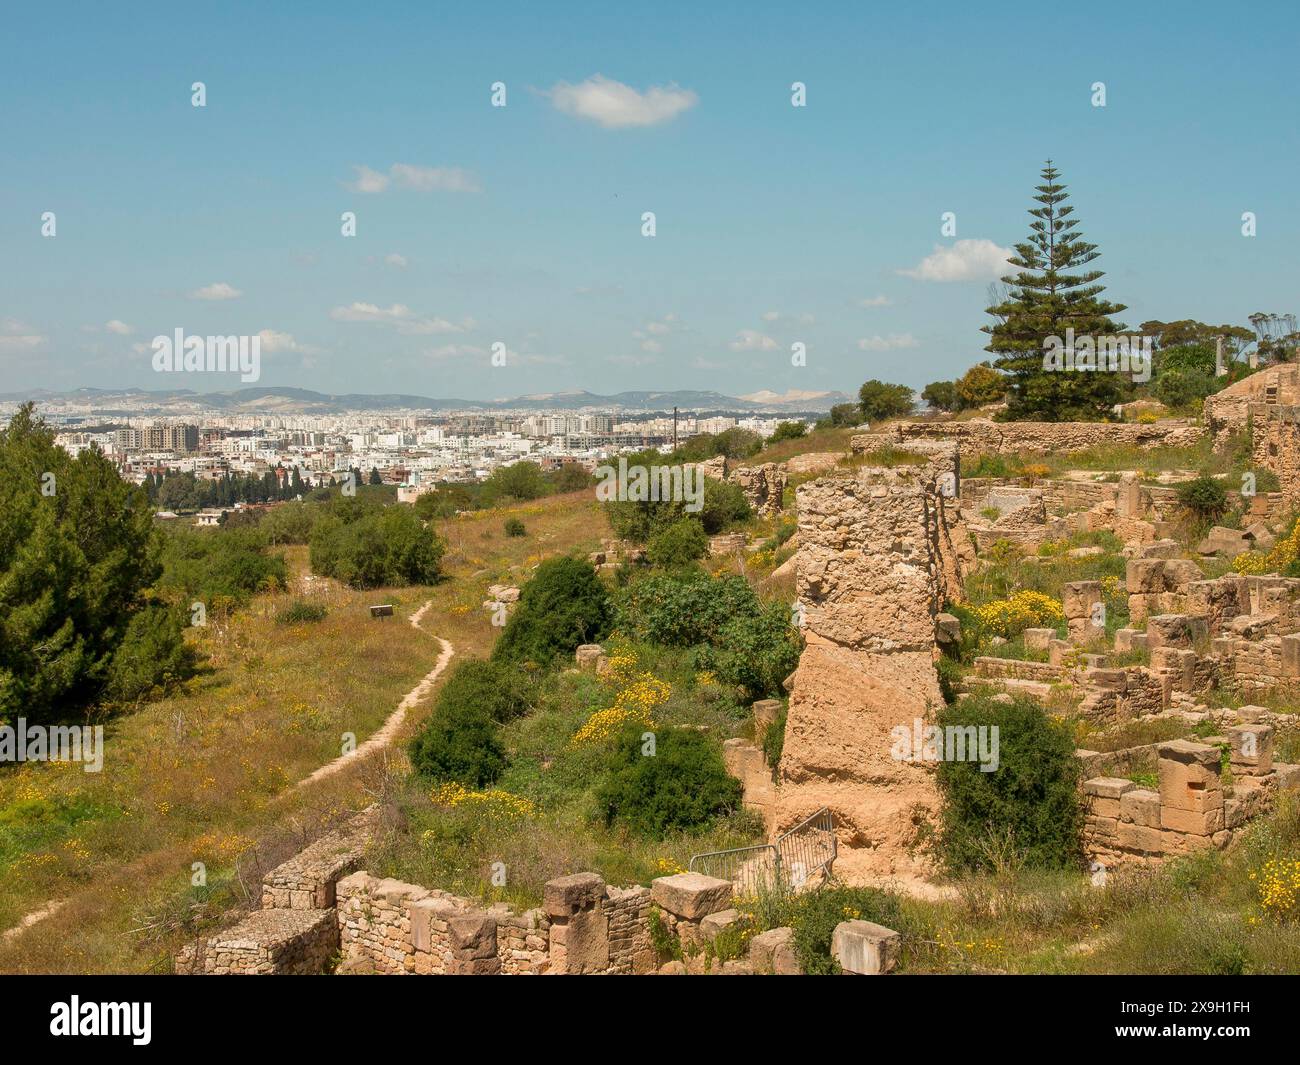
[983, 162, 1128, 421]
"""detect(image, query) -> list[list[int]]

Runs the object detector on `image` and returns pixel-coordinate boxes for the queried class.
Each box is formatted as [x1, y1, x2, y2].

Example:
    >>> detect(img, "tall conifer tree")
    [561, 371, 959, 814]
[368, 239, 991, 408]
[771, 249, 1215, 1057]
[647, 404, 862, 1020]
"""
[983, 162, 1128, 420]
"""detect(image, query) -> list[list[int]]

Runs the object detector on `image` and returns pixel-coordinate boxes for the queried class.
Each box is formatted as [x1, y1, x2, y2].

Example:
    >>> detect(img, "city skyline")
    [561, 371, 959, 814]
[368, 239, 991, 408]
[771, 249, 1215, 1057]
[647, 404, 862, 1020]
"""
[3, 1, 1297, 400]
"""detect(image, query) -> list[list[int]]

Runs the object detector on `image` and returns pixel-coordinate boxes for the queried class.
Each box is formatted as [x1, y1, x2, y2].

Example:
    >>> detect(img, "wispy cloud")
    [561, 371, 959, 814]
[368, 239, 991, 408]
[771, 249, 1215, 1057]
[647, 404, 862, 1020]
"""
[346, 163, 481, 194]
[898, 239, 1013, 282]
[729, 328, 778, 352]
[858, 294, 892, 307]
[329, 302, 471, 335]
[0, 317, 45, 354]
[190, 282, 242, 300]
[857, 333, 919, 351]
[547, 74, 698, 129]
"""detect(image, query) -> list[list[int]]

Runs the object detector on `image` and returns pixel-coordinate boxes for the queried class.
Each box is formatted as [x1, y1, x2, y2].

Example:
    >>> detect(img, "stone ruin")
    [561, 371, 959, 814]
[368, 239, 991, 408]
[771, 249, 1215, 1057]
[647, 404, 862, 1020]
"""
[774, 442, 971, 883]
[176, 806, 898, 976]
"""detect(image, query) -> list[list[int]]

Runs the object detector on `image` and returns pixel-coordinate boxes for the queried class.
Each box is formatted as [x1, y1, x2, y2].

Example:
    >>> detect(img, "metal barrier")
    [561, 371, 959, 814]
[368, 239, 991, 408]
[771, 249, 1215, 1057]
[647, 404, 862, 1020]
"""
[688, 807, 836, 894]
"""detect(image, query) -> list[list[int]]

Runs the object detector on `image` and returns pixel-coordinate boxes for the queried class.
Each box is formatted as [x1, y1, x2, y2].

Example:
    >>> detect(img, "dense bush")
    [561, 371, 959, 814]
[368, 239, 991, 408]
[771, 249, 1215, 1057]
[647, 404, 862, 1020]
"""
[436, 659, 535, 724]
[159, 526, 288, 605]
[481, 461, 549, 504]
[596, 726, 742, 838]
[695, 600, 802, 701]
[618, 572, 765, 647]
[0, 405, 192, 722]
[603, 468, 751, 543]
[931, 694, 1083, 874]
[492, 557, 613, 664]
[504, 517, 527, 537]
[645, 518, 708, 567]
[1176, 474, 1230, 523]
[310, 505, 445, 588]
[103, 602, 196, 702]
[1155, 368, 1217, 411]
[408, 702, 505, 786]
[768, 421, 807, 443]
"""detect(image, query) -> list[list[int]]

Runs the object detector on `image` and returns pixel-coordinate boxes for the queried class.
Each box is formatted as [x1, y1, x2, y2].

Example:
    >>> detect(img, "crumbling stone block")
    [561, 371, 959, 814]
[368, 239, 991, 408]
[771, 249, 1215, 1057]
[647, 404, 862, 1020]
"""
[1120, 788, 1161, 828]
[543, 872, 605, 917]
[650, 873, 733, 920]
[1227, 724, 1274, 776]
[831, 920, 901, 975]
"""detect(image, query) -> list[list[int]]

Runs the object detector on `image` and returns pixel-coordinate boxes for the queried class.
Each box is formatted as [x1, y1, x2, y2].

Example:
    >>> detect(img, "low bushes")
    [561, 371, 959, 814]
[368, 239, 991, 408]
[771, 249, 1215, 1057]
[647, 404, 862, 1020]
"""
[492, 557, 613, 665]
[275, 600, 328, 624]
[310, 506, 445, 588]
[595, 726, 743, 839]
[930, 694, 1083, 875]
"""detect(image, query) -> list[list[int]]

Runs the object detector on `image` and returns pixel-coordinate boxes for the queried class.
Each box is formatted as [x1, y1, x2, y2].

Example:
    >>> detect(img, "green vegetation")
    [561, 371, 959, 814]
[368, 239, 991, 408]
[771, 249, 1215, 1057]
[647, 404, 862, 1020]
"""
[645, 517, 708, 568]
[857, 379, 915, 423]
[984, 162, 1128, 421]
[504, 517, 527, 537]
[0, 404, 193, 722]
[930, 694, 1083, 874]
[309, 505, 445, 589]
[275, 600, 328, 625]
[596, 726, 743, 839]
[492, 557, 613, 665]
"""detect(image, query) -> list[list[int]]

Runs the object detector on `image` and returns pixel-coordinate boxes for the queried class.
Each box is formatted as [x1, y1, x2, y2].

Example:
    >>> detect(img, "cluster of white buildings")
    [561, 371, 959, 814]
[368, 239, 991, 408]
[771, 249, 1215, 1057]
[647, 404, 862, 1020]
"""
[46, 407, 808, 498]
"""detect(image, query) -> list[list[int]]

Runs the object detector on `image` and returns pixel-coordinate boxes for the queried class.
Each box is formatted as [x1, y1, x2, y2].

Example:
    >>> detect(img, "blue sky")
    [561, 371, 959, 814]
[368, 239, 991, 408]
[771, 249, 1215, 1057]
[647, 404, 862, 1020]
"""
[2, 1, 1296, 400]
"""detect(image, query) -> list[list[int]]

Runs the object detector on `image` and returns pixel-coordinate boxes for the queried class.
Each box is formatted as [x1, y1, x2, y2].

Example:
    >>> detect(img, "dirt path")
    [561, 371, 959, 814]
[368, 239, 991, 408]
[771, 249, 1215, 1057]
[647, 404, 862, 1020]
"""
[0, 599, 453, 945]
[295, 599, 453, 789]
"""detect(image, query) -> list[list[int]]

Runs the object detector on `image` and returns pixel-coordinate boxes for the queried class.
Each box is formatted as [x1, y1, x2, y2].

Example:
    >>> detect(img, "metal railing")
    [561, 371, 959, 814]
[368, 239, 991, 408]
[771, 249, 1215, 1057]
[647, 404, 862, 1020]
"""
[688, 807, 836, 895]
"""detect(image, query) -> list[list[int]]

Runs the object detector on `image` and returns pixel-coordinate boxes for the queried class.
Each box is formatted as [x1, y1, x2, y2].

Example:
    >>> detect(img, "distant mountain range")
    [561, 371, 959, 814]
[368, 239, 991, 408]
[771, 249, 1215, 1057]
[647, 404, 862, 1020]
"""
[2, 386, 854, 415]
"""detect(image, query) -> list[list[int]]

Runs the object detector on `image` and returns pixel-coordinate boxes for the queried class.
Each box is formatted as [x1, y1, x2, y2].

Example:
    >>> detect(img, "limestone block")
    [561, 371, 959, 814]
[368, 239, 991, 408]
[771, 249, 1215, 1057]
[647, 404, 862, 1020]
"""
[543, 872, 605, 918]
[1127, 559, 1166, 594]
[748, 926, 800, 975]
[699, 909, 741, 943]
[1120, 788, 1161, 828]
[448, 913, 498, 960]
[575, 644, 604, 671]
[1024, 627, 1055, 652]
[1117, 822, 1165, 853]
[751, 699, 783, 733]
[651, 873, 733, 920]
[1161, 805, 1224, 836]
[1226, 724, 1274, 775]
[1083, 777, 1135, 819]
[831, 920, 901, 975]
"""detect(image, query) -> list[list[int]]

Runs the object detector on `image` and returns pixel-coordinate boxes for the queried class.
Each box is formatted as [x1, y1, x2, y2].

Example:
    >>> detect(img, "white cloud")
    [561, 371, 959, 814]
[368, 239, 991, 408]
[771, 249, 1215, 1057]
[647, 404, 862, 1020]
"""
[608, 353, 657, 367]
[898, 239, 1013, 282]
[859, 294, 892, 307]
[190, 282, 242, 300]
[347, 165, 390, 193]
[329, 302, 469, 335]
[857, 333, 920, 351]
[384, 253, 408, 268]
[0, 319, 45, 353]
[640, 339, 663, 353]
[729, 328, 778, 352]
[548, 74, 698, 129]
[258, 330, 307, 353]
[423, 343, 487, 361]
[761, 310, 780, 322]
[348, 164, 481, 194]
[105, 319, 133, 335]
[390, 164, 481, 193]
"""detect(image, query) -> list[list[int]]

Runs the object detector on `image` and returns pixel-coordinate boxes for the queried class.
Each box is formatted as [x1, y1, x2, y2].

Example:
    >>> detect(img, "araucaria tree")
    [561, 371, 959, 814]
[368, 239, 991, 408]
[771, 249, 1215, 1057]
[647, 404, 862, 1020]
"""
[983, 162, 1128, 421]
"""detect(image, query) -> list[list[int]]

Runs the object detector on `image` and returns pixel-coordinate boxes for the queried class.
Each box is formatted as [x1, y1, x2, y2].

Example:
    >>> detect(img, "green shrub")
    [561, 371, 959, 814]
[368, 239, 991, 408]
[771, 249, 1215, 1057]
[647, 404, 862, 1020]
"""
[1176, 474, 1230, 523]
[785, 885, 908, 975]
[931, 694, 1083, 874]
[596, 726, 743, 839]
[158, 525, 288, 605]
[408, 703, 505, 786]
[275, 600, 328, 624]
[696, 600, 801, 702]
[492, 557, 613, 665]
[504, 518, 526, 537]
[603, 466, 751, 542]
[645, 518, 708, 567]
[309, 505, 445, 588]
[618, 572, 763, 647]
[436, 659, 535, 724]
[104, 603, 196, 702]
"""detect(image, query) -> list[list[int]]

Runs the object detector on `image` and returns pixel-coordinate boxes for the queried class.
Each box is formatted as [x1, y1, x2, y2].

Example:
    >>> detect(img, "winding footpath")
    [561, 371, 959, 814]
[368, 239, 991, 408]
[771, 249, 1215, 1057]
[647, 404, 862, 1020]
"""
[1, 599, 453, 945]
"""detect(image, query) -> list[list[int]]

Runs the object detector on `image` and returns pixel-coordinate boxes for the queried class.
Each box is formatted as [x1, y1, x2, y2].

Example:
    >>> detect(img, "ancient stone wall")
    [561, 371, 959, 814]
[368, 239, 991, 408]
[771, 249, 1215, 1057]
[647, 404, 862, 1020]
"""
[872, 418, 1205, 459]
